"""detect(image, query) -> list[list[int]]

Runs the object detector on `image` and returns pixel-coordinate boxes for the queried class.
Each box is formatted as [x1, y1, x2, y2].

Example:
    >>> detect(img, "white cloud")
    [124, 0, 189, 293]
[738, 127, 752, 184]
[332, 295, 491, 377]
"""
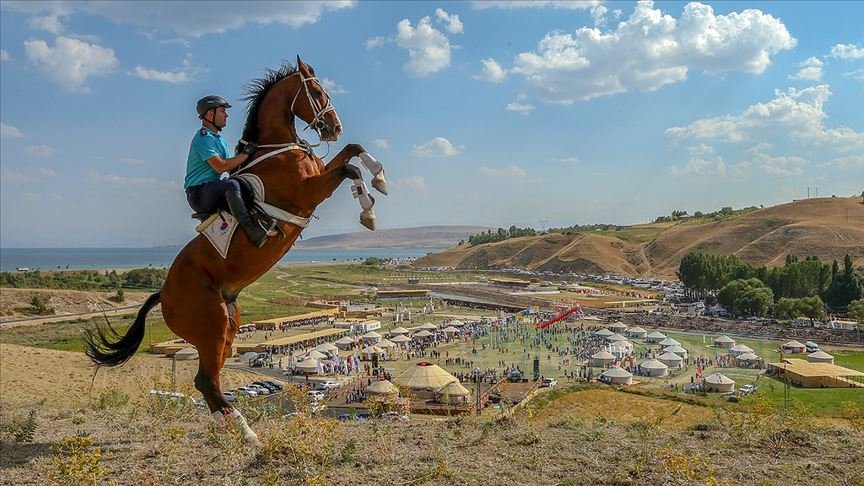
[320, 78, 347, 95]
[0, 49, 11, 61]
[365, 36, 387, 49]
[686, 144, 714, 155]
[669, 156, 727, 177]
[1, 122, 25, 138]
[120, 158, 147, 166]
[472, 1, 601, 10]
[480, 165, 527, 177]
[372, 139, 391, 149]
[21, 192, 43, 202]
[789, 57, 823, 81]
[130, 66, 189, 84]
[28, 14, 65, 34]
[818, 155, 864, 170]
[666, 85, 864, 152]
[590, 5, 608, 26]
[396, 15, 452, 76]
[0, 168, 33, 183]
[751, 153, 808, 176]
[474, 58, 508, 83]
[843, 68, 864, 81]
[830, 43, 864, 60]
[391, 176, 428, 192]
[506, 1, 795, 103]
[505, 93, 535, 115]
[5, 1, 355, 38]
[37, 167, 59, 177]
[413, 137, 462, 157]
[88, 170, 161, 186]
[435, 8, 463, 34]
[24, 36, 117, 92]
[24, 145, 58, 157]
[556, 156, 579, 164]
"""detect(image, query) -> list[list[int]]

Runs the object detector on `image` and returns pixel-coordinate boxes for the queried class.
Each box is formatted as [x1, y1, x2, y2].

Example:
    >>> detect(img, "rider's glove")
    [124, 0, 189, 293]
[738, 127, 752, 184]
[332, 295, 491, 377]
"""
[242, 141, 258, 156]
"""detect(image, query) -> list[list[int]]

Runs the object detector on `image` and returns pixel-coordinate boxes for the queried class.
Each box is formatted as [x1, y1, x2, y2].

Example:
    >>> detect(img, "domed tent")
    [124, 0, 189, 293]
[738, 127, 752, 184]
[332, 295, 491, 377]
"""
[594, 328, 614, 337]
[315, 342, 339, 354]
[360, 331, 382, 343]
[782, 340, 806, 353]
[389, 334, 411, 345]
[645, 331, 667, 343]
[608, 321, 628, 333]
[591, 350, 616, 367]
[729, 344, 754, 357]
[418, 323, 438, 330]
[378, 339, 398, 349]
[442, 326, 461, 334]
[627, 326, 648, 339]
[305, 350, 328, 360]
[606, 333, 627, 342]
[389, 327, 410, 336]
[713, 335, 736, 348]
[448, 319, 465, 327]
[704, 373, 735, 393]
[296, 357, 320, 375]
[807, 350, 834, 364]
[665, 345, 688, 359]
[601, 367, 633, 385]
[658, 337, 681, 348]
[436, 381, 471, 404]
[413, 330, 434, 339]
[395, 362, 462, 399]
[735, 352, 760, 365]
[658, 351, 684, 368]
[174, 347, 199, 360]
[639, 359, 669, 377]
[366, 379, 399, 397]
[335, 336, 357, 350]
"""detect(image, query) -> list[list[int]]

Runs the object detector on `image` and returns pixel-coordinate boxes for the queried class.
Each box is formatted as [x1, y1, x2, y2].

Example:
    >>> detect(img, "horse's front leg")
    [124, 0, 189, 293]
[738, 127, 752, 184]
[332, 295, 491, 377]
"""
[322, 143, 365, 171]
[324, 143, 387, 195]
[303, 163, 376, 230]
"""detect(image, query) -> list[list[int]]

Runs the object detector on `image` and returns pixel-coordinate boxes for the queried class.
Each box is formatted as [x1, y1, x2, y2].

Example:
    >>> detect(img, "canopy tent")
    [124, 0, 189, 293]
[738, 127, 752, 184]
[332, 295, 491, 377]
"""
[314, 342, 339, 353]
[594, 328, 614, 337]
[627, 326, 648, 338]
[413, 330, 434, 338]
[174, 347, 199, 360]
[362, 345, 385, 355]
[608, 321, 628, 332]
[305, 350, 328, 360]
[704, 373, 735, 393]
[639, 359, 669, 377]
[601, 366, 633, 385]
[360, 331, 382, 341]
[418, 323, 438, 330]
[807, 351, 834, 364]
[658, 337, 681, 347]
[658, 352, 684, 367]
[606, 333, 627, 342]
[378, 339, 398, 348]
[335, 336, 356, 345]
[389, 334, 411, 344]
[365, 379, 399, 396]
[295, 357, 320, 374]
[645, 331, 667, 343]
[395, 362, 463, 399]
[442, 326, 461, 334]
[389, 327, 410, 335]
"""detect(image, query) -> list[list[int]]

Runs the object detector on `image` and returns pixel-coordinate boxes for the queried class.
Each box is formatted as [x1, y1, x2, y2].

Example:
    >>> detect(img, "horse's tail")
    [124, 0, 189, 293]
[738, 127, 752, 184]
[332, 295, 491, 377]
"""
[84, 291, 161, 367]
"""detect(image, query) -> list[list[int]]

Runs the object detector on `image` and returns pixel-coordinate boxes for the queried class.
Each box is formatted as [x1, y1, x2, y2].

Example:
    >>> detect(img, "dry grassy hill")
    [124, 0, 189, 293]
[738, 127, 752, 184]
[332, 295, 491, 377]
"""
[415, 197, 864, 278]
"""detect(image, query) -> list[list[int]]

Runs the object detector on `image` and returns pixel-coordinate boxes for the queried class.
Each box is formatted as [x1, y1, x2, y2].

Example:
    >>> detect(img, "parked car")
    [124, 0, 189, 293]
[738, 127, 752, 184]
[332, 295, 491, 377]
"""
[805, 341, 820, 353]
[234, 387, 258, 398]
[222, 391, 236, 402]
[247, 384, 271, 395]
[262, 380, 284, 391]
[738, 384, 758, 395]
[306, 390, 325, 401]
[252, 381, 278, 392]
[318, 381, 340, 390]
[541, 378, 558, 388]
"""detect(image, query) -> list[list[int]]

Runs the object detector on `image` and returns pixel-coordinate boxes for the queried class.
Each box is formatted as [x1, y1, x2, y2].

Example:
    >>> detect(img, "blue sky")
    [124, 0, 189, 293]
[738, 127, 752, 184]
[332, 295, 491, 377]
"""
[1, 1, 862, 247]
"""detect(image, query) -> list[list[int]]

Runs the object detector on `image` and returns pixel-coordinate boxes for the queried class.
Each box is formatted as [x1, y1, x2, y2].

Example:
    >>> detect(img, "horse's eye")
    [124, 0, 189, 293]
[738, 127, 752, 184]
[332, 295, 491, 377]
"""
[312, 90, 323, 99]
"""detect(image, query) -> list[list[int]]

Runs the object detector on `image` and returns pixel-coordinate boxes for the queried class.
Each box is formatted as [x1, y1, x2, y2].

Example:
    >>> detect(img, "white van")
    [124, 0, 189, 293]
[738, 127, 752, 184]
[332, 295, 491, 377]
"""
[805, 341, 820, 353]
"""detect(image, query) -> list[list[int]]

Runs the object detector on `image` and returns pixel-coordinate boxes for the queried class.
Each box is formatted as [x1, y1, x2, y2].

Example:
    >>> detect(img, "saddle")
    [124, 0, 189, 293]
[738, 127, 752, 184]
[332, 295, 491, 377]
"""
[191, 177, 259, 224]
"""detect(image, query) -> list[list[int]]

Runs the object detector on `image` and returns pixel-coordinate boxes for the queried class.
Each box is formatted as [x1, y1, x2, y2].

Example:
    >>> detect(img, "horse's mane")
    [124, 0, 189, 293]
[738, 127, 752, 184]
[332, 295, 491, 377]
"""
[236, 62, 298, 153]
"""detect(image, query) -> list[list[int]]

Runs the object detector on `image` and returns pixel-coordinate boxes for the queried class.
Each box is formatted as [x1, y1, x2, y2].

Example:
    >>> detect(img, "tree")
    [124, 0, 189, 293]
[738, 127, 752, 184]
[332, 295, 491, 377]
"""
[29, 295, 54, 315]
[797, 295, 825, 321]
[824, 254, 864, 309]
[718, 278, 773, 317]
[849, 299, 864, 323]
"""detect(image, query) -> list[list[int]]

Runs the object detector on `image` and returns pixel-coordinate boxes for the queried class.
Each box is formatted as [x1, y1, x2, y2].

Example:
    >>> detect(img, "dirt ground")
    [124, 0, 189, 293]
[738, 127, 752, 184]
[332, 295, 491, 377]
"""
[0, 288, 150, 323]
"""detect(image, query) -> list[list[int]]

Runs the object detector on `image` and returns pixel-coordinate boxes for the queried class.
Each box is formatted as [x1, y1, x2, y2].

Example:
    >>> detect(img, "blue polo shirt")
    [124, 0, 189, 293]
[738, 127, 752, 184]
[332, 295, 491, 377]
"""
[184, 127, 231, 188]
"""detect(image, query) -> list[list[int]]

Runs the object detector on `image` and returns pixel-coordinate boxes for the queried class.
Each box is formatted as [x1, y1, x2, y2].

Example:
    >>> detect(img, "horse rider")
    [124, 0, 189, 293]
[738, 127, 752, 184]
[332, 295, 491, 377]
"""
[184, 95, 276, 247]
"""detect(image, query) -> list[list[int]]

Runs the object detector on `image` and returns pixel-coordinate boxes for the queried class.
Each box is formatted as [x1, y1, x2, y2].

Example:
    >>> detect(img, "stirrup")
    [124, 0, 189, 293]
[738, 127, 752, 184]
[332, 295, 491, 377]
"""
[258, 218, 278, 237]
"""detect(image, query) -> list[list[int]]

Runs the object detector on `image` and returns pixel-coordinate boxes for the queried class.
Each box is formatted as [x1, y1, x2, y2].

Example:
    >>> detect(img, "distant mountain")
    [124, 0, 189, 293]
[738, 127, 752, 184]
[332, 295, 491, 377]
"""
[414, 197, 864, 278]
[294, 225, 495, 249]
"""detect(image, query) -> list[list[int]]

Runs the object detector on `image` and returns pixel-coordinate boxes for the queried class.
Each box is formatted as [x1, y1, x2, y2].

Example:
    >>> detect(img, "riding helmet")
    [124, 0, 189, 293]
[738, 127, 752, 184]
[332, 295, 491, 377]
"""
[196, 95, 232, 117]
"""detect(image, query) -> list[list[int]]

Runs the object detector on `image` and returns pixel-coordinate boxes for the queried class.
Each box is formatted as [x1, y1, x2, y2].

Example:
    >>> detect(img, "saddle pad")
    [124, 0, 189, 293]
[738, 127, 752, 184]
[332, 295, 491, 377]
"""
[198, 211, 238, 259]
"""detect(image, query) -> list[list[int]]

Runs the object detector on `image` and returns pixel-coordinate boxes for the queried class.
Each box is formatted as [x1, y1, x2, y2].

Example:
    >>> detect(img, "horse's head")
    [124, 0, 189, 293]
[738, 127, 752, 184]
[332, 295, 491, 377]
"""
[291, 56, 342, 142]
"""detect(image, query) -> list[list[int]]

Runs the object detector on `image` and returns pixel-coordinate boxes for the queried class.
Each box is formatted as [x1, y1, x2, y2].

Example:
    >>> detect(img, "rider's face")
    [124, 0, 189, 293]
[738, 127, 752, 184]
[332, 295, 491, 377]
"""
[211, 107, 228, 128]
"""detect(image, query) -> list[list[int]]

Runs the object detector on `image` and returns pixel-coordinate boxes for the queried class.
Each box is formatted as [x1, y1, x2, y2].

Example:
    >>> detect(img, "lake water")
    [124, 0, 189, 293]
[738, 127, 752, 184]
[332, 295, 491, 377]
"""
[0, 247, 440, 272]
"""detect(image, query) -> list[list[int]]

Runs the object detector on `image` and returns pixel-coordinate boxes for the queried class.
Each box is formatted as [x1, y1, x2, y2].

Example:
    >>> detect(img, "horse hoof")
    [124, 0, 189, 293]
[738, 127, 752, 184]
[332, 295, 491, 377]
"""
[360, 208, 376, 231]
[372, 172, 388, 195]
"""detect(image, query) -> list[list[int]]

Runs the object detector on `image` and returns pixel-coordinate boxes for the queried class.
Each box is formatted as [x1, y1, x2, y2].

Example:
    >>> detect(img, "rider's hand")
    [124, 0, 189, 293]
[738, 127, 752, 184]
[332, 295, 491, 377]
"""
[242, 141, 258, 156]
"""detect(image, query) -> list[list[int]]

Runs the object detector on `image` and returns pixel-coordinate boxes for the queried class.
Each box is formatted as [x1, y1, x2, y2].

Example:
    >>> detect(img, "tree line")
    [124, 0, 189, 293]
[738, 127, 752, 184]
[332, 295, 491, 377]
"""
[654, 205, 759, 223]
[463, 226, 537, 246]
[678, 251, 864, 318]
[0, 268, 168, 291]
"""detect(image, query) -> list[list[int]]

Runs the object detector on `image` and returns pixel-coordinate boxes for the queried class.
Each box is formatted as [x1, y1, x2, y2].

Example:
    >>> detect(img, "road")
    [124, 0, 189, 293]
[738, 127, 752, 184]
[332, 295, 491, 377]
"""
[0, 304, 147, 328]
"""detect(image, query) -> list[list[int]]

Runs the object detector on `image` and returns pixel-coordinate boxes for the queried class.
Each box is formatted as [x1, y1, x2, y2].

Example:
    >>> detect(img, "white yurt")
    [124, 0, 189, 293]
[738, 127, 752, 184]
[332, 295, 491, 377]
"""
[729, 344, 754, 357]
[418, 323, 438, 331]
[665, 345, 688, 359]
[627, 326, 648, 339]
[658, 337, 681, 348]
[807, 350, 835, 364]
[305, 350, 328, 360]
[602, 367, 633, 385]
[378, 338, 398, 349]
[609, 341, 635, 359]
[436, 381, 471, 404]
[395, 362, 462, 399]
[315, 342, 339, 354]
[639, 359, 669, 377]
[413, 330, 434, 339]
[704, 373, 735, 393]
[173, 347, 199, 360]
[658, 351, 684, 368]
[735, 352, 760, 364]
[645, 331, 667, 343]
[295, 357, 320, 375]
[389, 327, 410, 336]
[608, 321, 628, 333]
[594, 328, 614, 337]
[361, 345, 385, 359]
[335, 336, 356, 350]
[448, 319, 465, 327]
[360, 331, 382, 343]
[442, 326, 461, 334]
[713, 335, 736, 348]
[591, 350, 616, 367]
[365, 379, 400, 397]
[782, 340, 806, 353]
[389, 334, 411, 346]
[606, 333, 627, 342]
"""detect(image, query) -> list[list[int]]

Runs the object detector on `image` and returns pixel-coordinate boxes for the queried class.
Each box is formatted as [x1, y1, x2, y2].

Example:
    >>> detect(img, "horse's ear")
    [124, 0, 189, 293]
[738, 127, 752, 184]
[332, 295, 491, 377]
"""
[296, 55, 305, 69]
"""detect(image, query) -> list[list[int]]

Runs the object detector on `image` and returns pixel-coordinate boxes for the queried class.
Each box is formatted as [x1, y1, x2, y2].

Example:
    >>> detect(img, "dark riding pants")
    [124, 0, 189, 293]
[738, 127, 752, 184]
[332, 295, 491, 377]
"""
[185, 178, 242, 214]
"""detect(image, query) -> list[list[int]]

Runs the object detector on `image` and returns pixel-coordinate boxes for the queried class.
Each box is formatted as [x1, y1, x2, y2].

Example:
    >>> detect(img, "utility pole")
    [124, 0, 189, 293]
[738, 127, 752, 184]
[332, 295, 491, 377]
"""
[539, 219, 548, 233]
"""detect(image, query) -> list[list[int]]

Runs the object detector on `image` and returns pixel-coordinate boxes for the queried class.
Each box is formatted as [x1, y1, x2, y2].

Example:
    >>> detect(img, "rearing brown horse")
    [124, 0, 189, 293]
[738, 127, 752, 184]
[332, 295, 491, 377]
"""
[85, 57, 375, 444]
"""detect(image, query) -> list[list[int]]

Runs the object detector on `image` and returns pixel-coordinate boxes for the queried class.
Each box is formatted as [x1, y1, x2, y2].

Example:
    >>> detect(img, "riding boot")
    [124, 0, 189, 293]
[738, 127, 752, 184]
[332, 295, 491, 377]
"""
[225, 190, 272, 248]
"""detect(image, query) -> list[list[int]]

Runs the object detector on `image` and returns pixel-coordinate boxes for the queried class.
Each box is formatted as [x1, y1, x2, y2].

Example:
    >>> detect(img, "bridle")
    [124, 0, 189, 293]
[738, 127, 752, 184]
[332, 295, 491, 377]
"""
[289, 71, 339, 138]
